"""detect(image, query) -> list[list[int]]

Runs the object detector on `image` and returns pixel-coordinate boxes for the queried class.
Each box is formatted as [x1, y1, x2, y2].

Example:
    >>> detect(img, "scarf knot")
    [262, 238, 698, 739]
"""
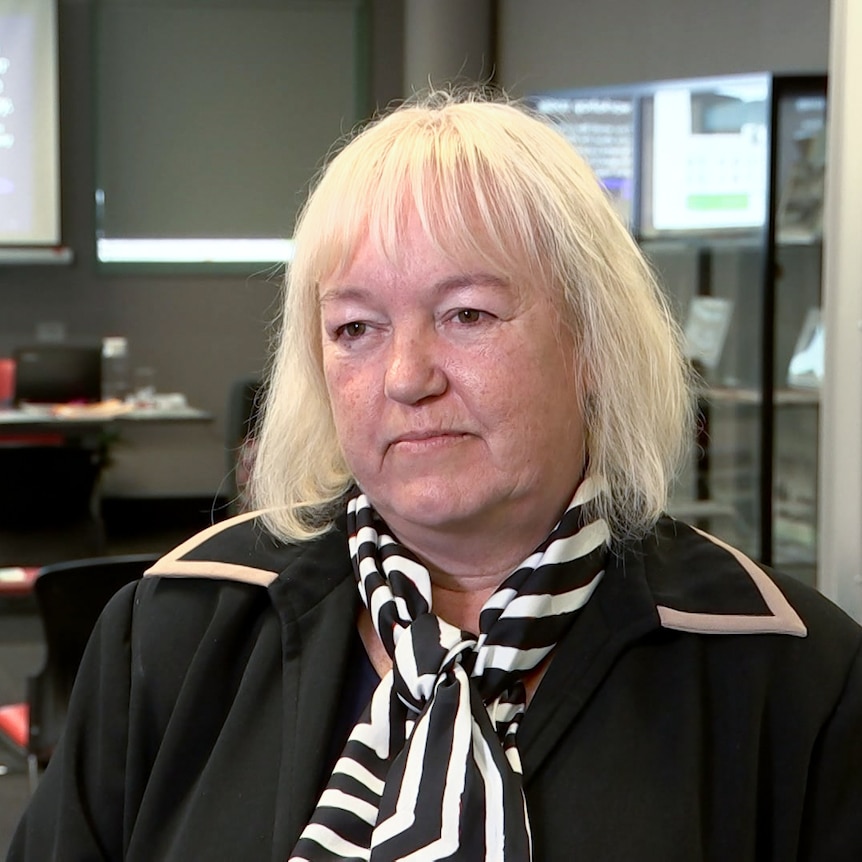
[392, 613, 477, 713]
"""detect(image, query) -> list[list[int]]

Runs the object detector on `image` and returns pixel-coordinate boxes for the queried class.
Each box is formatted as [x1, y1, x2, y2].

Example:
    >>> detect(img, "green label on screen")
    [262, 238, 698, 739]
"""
[686, 193, 750, 211]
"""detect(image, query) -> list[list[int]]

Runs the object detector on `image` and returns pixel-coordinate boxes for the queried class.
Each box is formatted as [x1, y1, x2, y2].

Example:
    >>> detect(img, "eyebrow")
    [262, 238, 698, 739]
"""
[436, 273, 510, 293]
[319, 272, 511, 306]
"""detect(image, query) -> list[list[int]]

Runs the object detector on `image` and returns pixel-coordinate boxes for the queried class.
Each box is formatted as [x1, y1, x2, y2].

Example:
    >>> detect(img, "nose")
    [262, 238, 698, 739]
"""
[384, 326, 448, 405]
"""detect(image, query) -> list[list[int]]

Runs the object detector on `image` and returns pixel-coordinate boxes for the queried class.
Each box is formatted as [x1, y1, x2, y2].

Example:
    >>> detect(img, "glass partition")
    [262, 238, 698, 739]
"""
[771, 78, 827, 586]
[530, 73, 828, 585]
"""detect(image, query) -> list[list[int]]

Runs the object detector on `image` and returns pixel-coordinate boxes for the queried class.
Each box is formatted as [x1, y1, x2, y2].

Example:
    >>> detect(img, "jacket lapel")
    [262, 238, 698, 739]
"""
[518, 516, 807, 781]
[518, 541, 660, 781]
[144, 513, 360, 861]
[267, 526, 359, 861]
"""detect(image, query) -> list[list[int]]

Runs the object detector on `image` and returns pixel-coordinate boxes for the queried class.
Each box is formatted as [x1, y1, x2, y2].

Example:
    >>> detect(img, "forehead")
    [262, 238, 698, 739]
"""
[318, 230, 522, 313]
[328, 202, 510, 271]
[332, 212, 502, 275]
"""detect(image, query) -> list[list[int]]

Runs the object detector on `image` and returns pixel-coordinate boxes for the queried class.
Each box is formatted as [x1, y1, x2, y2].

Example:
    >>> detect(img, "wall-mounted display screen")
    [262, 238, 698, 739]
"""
[528, 92, 637, 228]
[528, 73, 774, 238]
[0, 0, 61, 247]
[641, 74, 770, 235]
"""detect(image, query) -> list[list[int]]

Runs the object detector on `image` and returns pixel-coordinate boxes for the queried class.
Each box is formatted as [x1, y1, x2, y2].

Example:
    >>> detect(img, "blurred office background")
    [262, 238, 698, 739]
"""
[4, 0, 862, 849]
[0, 0, 831, 518]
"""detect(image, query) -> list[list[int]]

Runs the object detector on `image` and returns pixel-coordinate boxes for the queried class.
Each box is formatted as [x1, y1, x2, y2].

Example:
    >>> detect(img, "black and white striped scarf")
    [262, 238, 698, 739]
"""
[289, 477, 609, 861]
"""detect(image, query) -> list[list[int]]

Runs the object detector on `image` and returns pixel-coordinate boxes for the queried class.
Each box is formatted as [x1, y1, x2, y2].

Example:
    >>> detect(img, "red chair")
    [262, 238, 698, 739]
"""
[0, 703, 37, 787]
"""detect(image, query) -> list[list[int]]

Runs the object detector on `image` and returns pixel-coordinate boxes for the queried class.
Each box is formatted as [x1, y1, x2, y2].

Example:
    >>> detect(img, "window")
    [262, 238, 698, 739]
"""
[94, 0, 369, 267]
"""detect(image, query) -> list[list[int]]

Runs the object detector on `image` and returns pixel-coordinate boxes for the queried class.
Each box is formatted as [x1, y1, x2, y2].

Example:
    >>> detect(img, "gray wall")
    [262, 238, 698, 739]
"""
[497, 0, 830, 94]
[0, 0, 831, 500]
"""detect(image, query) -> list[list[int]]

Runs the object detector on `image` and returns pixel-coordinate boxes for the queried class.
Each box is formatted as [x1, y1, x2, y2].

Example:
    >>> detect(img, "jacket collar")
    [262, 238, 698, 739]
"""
[144, 509, 292, 586]
[144, 509, 359, 615]
[639, 517, 805, 638]
[518, 516, 806, 780]
[147, 512, 805, 640]
[144, 512, 808, 789]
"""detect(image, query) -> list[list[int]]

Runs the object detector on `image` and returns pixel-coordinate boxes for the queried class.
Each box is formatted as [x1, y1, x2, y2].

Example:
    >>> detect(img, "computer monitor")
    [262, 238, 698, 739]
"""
[639, 74, 770, 236]
[12, 344, 103, 405]
[526, 87, 638, 230]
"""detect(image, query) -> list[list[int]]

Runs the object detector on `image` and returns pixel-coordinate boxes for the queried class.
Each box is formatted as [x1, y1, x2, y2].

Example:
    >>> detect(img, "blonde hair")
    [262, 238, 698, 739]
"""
[250, 89, 694, 545]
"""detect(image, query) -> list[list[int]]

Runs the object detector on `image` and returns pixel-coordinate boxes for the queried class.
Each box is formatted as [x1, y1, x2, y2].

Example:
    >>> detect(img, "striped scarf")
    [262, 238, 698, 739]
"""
[289, 478, 609, 861]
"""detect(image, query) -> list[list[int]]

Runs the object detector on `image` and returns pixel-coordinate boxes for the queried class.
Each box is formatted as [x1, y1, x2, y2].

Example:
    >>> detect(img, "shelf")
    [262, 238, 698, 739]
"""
[699, 386, 820, 406]
[0, 246, 74, 265]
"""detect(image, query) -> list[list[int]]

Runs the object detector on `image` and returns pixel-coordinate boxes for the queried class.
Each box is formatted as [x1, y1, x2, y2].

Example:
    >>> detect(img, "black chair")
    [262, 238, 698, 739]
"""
[0, 442, 106, 569]
[0, 553, 159, 789]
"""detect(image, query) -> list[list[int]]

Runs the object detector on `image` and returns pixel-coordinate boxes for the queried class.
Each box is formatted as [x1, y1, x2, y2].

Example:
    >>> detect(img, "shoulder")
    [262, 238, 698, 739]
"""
[113, 511, 354, 653]
[624, 516, 862, 663]
[141, 508, 352, 597]
[599, 519, 862, 744]
[144, 509, 325, 587]
[92, 512, 355, 710]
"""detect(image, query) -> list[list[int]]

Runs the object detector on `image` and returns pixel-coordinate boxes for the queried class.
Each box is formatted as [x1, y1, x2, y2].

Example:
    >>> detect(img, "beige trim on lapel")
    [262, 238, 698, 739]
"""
[657, 527, 807, 637]
[143, 509, 279, 587]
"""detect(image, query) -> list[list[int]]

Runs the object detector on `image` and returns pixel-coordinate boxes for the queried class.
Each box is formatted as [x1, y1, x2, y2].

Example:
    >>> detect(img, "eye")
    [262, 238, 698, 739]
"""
[455, 308, 483, 324]
[335, 321, 368, 339]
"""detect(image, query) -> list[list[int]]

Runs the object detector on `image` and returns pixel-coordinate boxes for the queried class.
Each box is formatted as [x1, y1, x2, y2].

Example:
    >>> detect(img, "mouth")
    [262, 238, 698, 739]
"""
[389, 430, 471, 452]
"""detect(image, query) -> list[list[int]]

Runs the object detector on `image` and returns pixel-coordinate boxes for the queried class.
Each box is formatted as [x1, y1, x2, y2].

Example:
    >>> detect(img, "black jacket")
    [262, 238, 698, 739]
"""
[8, 513, 862, 861]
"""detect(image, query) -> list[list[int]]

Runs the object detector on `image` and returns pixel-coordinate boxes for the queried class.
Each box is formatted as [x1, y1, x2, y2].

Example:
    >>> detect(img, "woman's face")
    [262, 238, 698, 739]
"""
[319, 217, 587, 547]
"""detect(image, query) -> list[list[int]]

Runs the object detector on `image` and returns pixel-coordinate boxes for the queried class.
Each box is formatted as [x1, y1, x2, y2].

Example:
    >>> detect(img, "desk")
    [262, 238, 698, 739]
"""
[0, 403, 219, 568]
[0, 403, 212, 435]
[0, 402, 217, 500]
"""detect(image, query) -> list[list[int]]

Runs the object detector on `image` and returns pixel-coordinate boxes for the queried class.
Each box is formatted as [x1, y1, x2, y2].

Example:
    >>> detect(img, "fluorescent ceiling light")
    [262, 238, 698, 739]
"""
[96, 237, 295, 264]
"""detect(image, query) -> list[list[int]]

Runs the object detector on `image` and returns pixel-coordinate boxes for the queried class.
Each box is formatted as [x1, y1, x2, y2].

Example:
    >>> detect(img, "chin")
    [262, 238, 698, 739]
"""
[366, 478, 501, 534]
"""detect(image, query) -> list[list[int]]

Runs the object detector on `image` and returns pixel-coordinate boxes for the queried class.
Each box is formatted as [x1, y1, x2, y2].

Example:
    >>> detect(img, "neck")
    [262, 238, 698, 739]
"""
[386, 504, 570, 632]
[360, 474, 588, 630]
[428, 579, 497, 633]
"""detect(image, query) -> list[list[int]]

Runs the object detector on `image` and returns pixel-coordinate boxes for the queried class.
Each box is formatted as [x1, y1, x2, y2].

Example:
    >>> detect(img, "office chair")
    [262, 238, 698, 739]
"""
[224, 374, 263, 514]
[0, 553, 159, 791]
[0, 442, 106, 569]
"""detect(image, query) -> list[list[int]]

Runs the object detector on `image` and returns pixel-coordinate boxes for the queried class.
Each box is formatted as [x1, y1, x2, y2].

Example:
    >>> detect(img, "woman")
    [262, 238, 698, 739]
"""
[9, 91, 862, 861]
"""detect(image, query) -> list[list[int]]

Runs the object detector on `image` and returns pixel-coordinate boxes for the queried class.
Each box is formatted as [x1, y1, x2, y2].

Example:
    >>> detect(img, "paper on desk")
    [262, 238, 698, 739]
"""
[0, 567, 31, 583]
[51, 399, 136, 419]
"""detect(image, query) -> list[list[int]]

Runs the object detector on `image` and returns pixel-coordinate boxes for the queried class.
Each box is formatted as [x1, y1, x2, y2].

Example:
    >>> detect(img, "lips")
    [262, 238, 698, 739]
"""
[389, 430, 471, 450]
[394, 429, 458, 442]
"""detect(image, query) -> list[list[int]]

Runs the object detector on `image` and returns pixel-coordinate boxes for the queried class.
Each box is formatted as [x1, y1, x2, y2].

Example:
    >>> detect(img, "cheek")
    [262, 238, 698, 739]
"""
[324, 361, 376, 443]
[492, 348, 583, 447]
